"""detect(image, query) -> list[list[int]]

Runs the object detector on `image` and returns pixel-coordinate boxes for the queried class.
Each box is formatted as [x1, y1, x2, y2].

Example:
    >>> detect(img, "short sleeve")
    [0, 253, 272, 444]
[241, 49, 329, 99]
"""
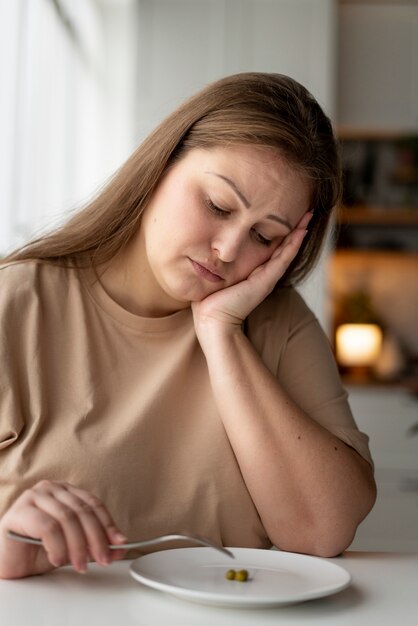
[246, 287, 373, 468]
[0, 264, 35, 450]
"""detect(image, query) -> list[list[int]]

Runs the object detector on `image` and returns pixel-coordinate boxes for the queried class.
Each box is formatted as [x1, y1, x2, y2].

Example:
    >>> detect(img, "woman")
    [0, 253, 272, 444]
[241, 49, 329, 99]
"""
[0, 72, 376, 579]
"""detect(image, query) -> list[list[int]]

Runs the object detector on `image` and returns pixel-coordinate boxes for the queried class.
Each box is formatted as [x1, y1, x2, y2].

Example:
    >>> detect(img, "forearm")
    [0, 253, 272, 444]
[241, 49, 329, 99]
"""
[199, 325, 376, 556]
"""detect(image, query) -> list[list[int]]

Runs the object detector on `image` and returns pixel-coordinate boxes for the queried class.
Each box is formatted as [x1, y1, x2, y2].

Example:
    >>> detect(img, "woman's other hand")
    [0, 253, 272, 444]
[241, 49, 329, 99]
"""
[0, 480, 127, 579]
[192, 211, 312, 340]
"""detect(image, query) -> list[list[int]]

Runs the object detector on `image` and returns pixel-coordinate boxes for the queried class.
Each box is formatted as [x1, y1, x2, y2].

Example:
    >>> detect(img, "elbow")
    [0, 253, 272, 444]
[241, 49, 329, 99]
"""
[271, 525, 357, 559]
[272, 529, 355, 559]
[318, 463, 377, 557]
[302, 529, 358, 558]
[271, 475, 378, 558]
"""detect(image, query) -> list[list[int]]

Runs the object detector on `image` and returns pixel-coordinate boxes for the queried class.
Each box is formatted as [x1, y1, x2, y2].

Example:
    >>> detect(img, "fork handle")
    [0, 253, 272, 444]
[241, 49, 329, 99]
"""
[7, 531, 44, 547]
[7, 530, 234, 558]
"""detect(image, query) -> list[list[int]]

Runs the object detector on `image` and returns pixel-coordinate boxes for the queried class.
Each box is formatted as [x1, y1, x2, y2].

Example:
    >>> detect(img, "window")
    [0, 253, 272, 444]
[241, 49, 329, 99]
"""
[0, 0, 107, 254]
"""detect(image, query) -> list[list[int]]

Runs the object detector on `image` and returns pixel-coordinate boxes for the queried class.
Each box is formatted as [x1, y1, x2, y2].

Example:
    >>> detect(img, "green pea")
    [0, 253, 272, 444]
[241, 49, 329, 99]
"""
[225, 568, 249, 582]
[235, 569, 249, 582]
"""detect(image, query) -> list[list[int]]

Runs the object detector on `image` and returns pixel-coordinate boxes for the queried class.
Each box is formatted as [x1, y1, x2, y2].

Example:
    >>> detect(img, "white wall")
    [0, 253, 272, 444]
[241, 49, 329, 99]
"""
[338, 1, 418, 132]
[134, 0, 337, 138]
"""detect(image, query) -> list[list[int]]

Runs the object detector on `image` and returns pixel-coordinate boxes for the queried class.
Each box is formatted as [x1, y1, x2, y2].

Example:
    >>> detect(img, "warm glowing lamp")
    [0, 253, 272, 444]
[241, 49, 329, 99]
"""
[336, 323, 383, 367]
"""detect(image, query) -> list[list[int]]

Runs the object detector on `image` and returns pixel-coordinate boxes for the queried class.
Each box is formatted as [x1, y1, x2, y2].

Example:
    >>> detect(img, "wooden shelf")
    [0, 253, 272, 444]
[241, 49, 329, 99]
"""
[341, 374, 418, 397]
[337, 206, 418, 226]
[331, 248, 418, 263]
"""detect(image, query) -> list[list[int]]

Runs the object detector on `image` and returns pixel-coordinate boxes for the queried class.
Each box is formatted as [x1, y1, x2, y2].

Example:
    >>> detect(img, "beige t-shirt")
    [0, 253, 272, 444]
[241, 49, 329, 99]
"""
[0, 261, 372, 553]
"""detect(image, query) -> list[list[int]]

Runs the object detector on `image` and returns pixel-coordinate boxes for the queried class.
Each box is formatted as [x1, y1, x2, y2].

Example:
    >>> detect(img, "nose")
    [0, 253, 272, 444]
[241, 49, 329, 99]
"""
[211, 226, 245, 263]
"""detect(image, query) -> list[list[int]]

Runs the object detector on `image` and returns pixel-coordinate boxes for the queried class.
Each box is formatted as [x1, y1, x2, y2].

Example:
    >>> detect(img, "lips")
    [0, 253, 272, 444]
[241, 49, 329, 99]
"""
[189, 259, 224, 283]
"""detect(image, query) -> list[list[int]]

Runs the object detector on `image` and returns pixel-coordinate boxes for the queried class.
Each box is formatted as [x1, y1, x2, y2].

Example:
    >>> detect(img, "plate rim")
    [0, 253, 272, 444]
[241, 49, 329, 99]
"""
[129, 547, 352, 607]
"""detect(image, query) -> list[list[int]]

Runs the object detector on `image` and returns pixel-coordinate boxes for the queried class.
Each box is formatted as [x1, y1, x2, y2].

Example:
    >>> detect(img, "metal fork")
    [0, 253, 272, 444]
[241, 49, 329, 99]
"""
[7, 530, 234, 559]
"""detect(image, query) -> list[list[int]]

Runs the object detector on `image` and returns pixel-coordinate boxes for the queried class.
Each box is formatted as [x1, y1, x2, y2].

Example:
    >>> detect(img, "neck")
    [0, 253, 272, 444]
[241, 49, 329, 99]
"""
[95, 247, 189, 318]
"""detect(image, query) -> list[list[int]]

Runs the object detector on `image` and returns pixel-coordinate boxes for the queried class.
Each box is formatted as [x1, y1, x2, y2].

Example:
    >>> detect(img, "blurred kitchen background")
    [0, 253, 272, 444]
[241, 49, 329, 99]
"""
[1, 0, 417, 551]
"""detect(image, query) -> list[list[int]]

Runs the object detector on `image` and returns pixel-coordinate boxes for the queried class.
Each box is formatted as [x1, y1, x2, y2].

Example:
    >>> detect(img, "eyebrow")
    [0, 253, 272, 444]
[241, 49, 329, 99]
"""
[205, 171, 251, 208]
[266, 213, 292, 231]
[205, 171, 292, 231]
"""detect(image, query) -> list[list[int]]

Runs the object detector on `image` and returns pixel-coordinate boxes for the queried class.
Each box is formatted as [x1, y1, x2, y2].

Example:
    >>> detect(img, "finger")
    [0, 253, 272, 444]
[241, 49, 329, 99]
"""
[247, 229, 307, 296]
[30, 488, 91, 573]
[62, 484, 127, 548]
[295, 210, 313, 230]
[253, 228, 305, 276]
[249, 211, 312, 279]
[270, 225, 307, 263]
[38, 482, 127, 557]
[18, 481, 127, 570]
[32, 481, 115, 571]
[8, 498, 70, 570]
[52, 486, 113, 568]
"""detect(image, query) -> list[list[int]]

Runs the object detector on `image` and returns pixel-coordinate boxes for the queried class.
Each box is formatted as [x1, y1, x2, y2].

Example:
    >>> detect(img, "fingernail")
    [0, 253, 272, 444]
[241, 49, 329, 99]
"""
[114, 532, 127, 543]
[100, 553, 111, 566]
[305, 212, 314, 226]
[77, 562, 88, 574]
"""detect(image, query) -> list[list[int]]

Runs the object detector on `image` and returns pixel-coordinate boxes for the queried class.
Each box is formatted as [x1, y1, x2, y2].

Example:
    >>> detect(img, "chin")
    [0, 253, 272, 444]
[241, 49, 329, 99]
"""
[168, 284, 217, 305]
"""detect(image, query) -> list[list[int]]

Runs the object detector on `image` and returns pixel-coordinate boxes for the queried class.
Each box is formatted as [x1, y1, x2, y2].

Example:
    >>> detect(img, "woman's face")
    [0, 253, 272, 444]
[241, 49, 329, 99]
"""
[134, 144, 311, 315]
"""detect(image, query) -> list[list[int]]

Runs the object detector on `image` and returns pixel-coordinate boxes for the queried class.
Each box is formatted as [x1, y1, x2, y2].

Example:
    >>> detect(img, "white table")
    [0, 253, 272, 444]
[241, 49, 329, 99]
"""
[0, 552, 416, 625]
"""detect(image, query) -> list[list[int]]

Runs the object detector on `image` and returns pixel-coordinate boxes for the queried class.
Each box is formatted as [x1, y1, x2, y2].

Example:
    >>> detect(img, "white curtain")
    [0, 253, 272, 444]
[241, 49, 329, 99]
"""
[0, 0, 107, 254]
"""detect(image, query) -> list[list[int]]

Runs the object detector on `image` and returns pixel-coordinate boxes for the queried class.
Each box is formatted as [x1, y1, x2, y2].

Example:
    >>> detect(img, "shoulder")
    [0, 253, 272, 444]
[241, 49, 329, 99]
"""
[0, 260, 78, 314]
[0, 259, 41, 286]
[0, 260, 42, 309]
[0, 259, 77, 285]
[247, 286, 316, 339]
[246, 286, 317, 372]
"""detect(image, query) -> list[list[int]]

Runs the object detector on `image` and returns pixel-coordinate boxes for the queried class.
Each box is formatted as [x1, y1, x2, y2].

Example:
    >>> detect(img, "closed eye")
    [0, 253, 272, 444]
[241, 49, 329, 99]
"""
[207, 198, 275, 247]
[251, 229, 272, 246]
[206, 198, 230, 217]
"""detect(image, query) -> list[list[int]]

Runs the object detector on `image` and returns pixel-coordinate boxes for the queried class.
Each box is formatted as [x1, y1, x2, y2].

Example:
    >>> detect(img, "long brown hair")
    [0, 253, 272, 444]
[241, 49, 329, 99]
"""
[4, 72, 342, 286]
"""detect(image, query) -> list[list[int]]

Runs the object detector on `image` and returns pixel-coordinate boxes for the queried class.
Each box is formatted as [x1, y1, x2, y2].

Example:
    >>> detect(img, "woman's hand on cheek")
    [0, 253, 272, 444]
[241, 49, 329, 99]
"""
[192, 211, 313, 339]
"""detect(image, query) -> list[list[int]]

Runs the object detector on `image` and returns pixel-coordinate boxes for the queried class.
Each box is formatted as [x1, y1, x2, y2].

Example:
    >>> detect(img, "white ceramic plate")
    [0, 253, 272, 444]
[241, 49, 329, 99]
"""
[129, 547, 351, 608]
